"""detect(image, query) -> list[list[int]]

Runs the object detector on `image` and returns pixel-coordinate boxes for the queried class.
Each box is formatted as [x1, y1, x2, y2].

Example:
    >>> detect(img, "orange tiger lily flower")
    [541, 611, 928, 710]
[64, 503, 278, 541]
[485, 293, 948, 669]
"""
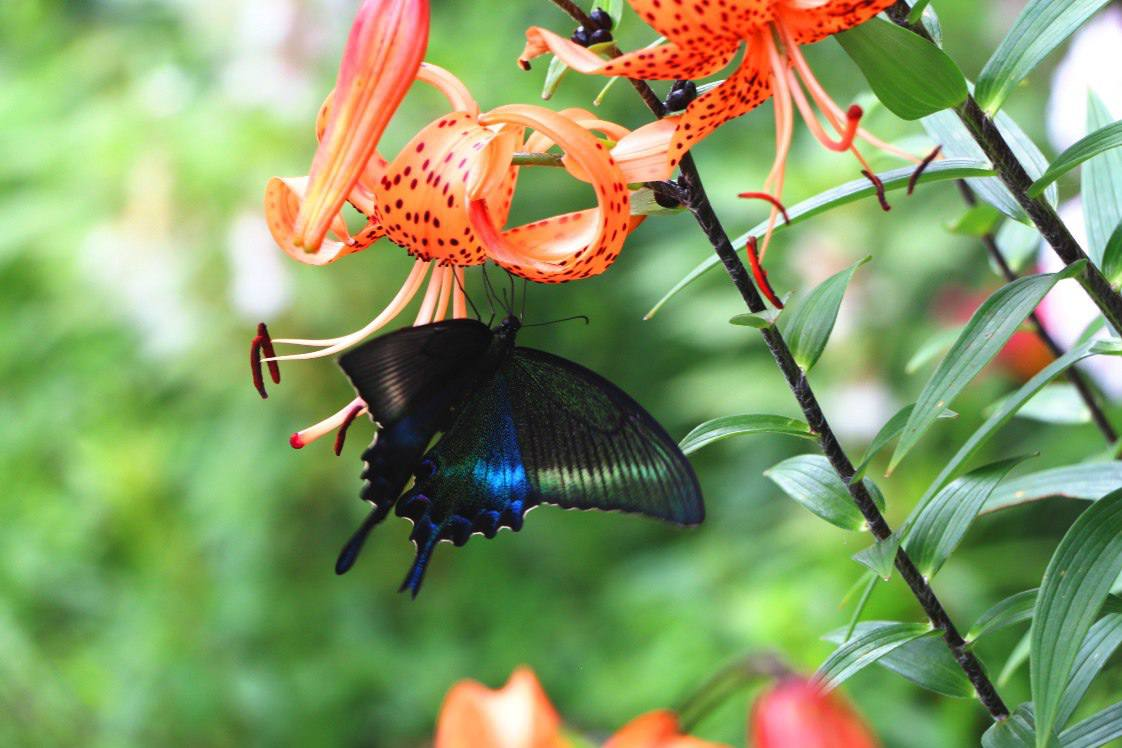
[520, 0, 923, 255]
[257, 0, 674, 451]
[750, 678, 879, 748]
[434, 667, 727, 748]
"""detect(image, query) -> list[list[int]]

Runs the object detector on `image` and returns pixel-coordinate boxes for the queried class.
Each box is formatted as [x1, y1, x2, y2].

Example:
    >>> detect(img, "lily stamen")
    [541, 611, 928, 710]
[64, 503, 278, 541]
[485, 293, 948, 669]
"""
[250, 322, 281, 399]
[738, 192, 791, 225]
[746, 236, 785, 310]
[908, 145, 943, 195]
[291, 397, 369, 450]
[334, 402, 368, 456]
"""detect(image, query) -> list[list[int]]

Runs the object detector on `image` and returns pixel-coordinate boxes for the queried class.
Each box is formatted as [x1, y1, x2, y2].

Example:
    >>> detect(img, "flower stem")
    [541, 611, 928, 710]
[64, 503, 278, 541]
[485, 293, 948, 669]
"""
[887, 1, 1122, 334]
[675, 653, 792, 732]
[956, 181, 1118, 442]
[512, 151, 565, 167]
[542, 0, 1010, 720]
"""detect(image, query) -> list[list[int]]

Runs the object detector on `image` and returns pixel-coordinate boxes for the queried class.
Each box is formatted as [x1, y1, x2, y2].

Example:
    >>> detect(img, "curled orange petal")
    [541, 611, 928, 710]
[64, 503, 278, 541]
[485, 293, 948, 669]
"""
[434, 667, 564, 748]
[295, 0, 429, 253]
[624, 0, 767, 46]
[474, 104, 634, 282]
[612, 118, 679, 182]
[264, 177, 382, 266]
[780, 0, 897, 45]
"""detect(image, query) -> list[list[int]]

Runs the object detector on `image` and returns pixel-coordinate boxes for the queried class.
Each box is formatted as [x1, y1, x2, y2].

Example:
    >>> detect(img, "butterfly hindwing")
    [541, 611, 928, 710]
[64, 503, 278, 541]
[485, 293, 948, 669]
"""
[335, 319, 493, 572]
[396, 371, 534, 596]
[504, 347, 704, 525]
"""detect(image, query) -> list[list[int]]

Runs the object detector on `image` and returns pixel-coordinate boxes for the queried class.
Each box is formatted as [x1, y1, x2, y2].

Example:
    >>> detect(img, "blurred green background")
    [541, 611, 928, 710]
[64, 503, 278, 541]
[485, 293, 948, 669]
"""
[3, 0, 1119, 745]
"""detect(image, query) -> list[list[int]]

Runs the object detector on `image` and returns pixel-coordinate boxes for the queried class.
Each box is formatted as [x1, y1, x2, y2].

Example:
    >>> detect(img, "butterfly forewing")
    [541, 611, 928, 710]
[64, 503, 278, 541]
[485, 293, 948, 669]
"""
[505, 347, 703, 525]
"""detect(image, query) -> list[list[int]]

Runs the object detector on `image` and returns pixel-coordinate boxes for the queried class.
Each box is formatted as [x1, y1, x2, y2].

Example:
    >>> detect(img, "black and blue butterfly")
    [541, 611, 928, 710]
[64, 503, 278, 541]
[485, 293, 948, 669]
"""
[334, 315, 704, 596]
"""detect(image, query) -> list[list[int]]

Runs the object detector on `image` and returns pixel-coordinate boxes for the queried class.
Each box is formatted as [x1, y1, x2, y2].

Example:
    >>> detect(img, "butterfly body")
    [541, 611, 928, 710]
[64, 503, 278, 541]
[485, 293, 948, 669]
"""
[336, 316, 703, 596]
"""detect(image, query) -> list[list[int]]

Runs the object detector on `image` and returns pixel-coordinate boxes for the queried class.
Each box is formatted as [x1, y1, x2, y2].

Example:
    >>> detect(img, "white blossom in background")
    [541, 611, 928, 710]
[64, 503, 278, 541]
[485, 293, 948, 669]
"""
[1037, 7, 1122, 400]
[80, 155, 200, 359]
[227, 212, 292, 321]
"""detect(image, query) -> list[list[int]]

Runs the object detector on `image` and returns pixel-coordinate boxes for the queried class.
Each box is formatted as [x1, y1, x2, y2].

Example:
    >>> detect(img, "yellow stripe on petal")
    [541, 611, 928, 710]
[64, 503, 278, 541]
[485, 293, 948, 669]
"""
[296, 0, 429, 253]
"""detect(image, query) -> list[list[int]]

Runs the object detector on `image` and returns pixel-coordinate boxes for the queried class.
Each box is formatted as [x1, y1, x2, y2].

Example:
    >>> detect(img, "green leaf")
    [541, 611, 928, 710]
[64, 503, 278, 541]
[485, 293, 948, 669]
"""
[905, 327, 963, 375]
[853, 405, 958, 481]
[1056, 614, 1122, 730]
[852, 532, 900, 580]
[729, 310, 779, 329]
[843, 572, 878, 642]
[836, 18, 966, 120]
[815, 622, 934, 692]
[1031, 488, 1122, 746]
[983, 703, 1044, 748]
[1029, 118, 1122, 197]
[679, 414, 814, 456]
[1001, 383, 1092, 425]
[1060, 701, 1122, 748]
[916, 337, 1121, 503]
[644, 160, 991, 319]
[949, 203, 1003, 236]
[923, 107, 1057, 220]
[825, 621, 973, 698]
[906, 0, 934, 25]
[996, 220, 1043, 274]
[889, 268, 1084, 474]
[783, 257, 869, 371]
[1083, 93, 1122, 268]
[975, 0, 1113, 115]
[540, 55, 571, 100]
[764, 455, 883, 531]
[969, 589, 1040, 644]
[904, 456, 1028, 578]
[1103, 222, 1122, 286]
[1000, 633, 1032, 687]
[985, 462, 1122, 514]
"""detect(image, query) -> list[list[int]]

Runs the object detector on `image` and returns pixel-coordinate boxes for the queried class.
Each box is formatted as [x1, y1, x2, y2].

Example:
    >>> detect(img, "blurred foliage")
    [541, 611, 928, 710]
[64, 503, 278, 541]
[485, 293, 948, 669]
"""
[2, 0, 1120, 746]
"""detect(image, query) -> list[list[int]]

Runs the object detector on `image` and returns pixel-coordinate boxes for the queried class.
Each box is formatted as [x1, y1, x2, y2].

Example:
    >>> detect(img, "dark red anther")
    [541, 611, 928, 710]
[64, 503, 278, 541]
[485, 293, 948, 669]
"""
[738, 192, 791, 225]
[334, 403, 366, 456]
[250, 322, 282, 399]
[861, 170, 891, 212]
[907, 145, 942, 196]
[745, 236, 784, 310]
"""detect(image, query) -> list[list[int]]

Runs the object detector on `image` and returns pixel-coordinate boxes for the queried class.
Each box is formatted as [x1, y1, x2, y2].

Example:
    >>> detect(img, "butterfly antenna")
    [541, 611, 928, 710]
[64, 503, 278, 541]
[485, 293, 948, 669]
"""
[335, 503, 392, 575]
[480, 263, 497, 325]
[398, 532, 439, 598]
[521, 314, 591, 328]
[452, 269, 481, 321]
[520, 278, 528, 322]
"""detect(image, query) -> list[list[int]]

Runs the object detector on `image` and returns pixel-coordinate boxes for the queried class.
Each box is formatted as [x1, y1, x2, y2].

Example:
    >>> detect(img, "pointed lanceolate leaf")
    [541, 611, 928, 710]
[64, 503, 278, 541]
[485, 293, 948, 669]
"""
[1103, 222, 1122, 286]
[982, 704, 1045, 748]
[999, 634, 1032, 687]
[1059, 701, 1122, 748]
[888, 268, 1086, 474]
[995, 220, 1043, 274]
[975, 0, 1113, 115]
[645, 160, 991, 318]
[815, 622, 934, 692]
[784, 257, 870, 371]
[916, 337, 1121, 506]
[764, 455, 884, 531]
[923, 108, 1057, 220]
[729, 310, 779, 329]
[905, 327, 962, 374]
[1055, 614, 1122, 730]
[985, 462, 1122, 514]
[852, 532, 901, 580]
[969, 589, 1040, 644]
[853, 404, 956, 481]
[679, 415, 814, 456]
[1031, 488, 1122, 746]
[836, 18, 966, 120]
[825, 622, 972, 698]
[1083, 93, 1122, 268]
[1028, 118, 1122, 197]
[904, 456, 1028, 578]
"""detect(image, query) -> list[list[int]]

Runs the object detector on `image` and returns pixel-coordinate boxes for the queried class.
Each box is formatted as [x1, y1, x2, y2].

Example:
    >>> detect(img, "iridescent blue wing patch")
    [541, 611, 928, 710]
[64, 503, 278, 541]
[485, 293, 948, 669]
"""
[394, 372, 533, 596]
[506, 347, 704, 525]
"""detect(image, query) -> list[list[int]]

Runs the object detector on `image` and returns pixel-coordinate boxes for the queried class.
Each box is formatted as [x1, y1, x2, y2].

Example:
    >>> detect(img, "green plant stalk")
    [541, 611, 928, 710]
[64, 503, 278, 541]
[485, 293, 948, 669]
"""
[887, 1, 1122, 334]
[543, 0, 1010, 721]
[956, 181, 1118, 442]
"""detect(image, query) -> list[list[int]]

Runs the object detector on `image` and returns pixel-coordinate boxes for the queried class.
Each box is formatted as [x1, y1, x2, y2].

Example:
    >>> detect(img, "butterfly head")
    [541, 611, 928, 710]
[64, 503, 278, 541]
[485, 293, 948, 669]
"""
[493, 314, 522, 341]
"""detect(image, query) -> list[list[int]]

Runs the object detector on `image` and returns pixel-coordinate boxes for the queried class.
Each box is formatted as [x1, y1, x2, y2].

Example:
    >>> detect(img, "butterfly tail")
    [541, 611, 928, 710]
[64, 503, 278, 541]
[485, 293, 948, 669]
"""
[398, 524, 440, 599]
[335, 503, 393, 575]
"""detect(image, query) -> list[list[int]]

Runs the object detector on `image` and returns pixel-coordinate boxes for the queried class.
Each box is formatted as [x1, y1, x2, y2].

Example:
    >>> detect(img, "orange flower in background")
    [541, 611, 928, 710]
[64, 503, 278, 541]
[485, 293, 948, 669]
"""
[750, 678, 878, 748]
[520, 0, 922, 255]
[434, 667, 728, 748]
[255, 0, 675, 450]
